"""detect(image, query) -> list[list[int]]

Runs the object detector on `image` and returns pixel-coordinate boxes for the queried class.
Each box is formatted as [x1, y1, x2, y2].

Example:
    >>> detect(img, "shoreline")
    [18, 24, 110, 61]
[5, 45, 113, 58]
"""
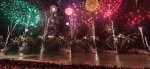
[0, 58, 149, 69]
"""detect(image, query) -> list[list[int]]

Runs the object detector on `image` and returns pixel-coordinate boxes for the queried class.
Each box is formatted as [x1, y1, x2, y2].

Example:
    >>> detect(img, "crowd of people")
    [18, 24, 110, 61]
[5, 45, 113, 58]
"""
[0, 59, 149, 69]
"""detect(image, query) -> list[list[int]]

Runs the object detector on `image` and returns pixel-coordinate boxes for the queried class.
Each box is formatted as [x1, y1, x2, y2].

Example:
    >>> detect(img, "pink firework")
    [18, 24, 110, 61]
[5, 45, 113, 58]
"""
[99, 0, 122, 18]
[127, 9, 148, 27]
[65, 7, 73, 16]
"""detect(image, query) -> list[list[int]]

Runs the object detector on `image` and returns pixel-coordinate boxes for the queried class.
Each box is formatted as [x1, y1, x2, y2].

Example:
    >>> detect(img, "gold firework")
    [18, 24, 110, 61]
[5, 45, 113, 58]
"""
[85, 0, 99, 12]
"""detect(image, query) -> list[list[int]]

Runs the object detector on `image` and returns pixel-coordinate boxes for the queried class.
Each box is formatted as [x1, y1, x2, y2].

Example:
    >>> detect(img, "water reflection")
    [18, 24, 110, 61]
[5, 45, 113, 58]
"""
[72, 53, 99, 65]
[0, 53, 150, 67]
[95, 54, 99, 65]
[115, 55, 121, 67]
[18, 52, 24, 60]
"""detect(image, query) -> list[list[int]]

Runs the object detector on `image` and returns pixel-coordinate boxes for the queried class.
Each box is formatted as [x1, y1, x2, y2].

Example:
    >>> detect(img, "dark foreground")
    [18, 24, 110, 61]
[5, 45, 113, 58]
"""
[0, 59, 149, 69]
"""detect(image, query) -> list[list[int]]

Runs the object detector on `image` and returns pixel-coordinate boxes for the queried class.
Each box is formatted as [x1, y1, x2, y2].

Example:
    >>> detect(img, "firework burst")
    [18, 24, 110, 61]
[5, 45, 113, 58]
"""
[99, 0, 122, 18]
[126, 8, 150, 27]
[85, 0, 99, 12]
[0, 0, 42, 27]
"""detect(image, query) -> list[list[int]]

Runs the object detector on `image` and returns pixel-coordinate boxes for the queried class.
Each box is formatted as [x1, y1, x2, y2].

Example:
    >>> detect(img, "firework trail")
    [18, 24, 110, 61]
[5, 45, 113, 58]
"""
[145, 37, 150, 52]
[139, 27, 147, 50]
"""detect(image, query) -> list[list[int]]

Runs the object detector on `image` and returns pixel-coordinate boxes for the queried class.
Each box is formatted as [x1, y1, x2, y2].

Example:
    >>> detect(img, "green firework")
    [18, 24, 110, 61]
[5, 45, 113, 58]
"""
[0, 0, 42, 27]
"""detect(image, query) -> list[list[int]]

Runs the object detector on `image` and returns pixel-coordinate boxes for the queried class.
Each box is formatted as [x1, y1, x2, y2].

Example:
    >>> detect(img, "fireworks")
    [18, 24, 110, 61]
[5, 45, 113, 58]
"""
[0, 0, 150, 51]
[99, 0, 122, 18]
[85, 0, 99, 12]
[126, 6, 150, 27]
[127, 10, 144, 26]
[126, 0, 150, 28]
[0, 0, 42, 27]
[50, 5, 57, 13]
[65, 7, 73, 16]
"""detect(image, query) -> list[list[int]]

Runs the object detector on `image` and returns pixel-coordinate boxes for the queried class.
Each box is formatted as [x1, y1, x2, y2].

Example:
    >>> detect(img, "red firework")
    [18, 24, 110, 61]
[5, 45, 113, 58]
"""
[126, 9, 149, 27]
[99, 0, 122, 18]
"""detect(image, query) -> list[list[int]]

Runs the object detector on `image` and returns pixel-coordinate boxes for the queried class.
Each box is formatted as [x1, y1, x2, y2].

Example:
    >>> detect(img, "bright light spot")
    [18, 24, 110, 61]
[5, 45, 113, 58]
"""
[84, 37, 87, 39]
[118, 34, 122, 37]
[25, 28, 28, 32]
[59, 36, 64, 39]
[50, 5, 57, 13]
[65, 7, 73, 16]
[19, 53, 24, 56]
[139, 26, 142, 30]
[51, 19, 54, 22]
[38, 36, 43, 38]
[19, 53, 23, 59]
[52, 8, 56, 12]
[48, 35, 54, 38]
[66, 22, 69, 25]
[95, 54, 99, 65]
